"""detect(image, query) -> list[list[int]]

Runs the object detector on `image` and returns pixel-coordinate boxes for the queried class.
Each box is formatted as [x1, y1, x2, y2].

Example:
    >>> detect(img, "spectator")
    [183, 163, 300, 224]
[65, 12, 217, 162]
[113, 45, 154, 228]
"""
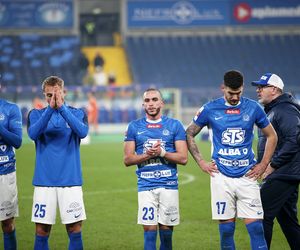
[93, 66, 107, 86]
[78, 51, 89, 84]
[93, 52, 105, 69]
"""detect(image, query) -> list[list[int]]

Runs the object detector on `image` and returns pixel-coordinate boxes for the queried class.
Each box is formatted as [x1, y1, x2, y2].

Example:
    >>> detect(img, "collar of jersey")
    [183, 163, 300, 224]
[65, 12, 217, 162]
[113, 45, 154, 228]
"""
[146, 117, 162, 123]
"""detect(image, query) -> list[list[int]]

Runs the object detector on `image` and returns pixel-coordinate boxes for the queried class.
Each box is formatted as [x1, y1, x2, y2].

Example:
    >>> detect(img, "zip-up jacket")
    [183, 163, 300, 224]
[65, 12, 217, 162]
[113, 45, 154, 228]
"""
[257, 93, 300, 180]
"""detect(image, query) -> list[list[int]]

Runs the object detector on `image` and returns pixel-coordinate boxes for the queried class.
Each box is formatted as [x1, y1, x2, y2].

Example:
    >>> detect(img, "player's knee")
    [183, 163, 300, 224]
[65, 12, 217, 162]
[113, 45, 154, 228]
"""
[219, 222, 235, 237]
[36, 223, 51, 236]
[66, 221, 82, 234]
[246, 220, 264, 237]
[1, 218, 14, 233]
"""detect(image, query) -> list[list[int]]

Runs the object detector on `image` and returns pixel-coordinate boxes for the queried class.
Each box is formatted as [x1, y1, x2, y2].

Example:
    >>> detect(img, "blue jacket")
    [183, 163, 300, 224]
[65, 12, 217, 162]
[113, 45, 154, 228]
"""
[257, 93, 300, 180]
[28, 104, 88, 186]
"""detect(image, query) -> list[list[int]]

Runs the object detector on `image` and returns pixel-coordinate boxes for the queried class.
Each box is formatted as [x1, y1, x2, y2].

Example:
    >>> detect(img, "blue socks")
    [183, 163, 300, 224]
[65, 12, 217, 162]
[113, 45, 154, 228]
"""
[144, 230, 157, 250]
[68, 231, 83, 250]
[3, 229, 17, 250]
[34, 234, 49, 250]
[159, 229, 173, 250]
[246, 220, 268, 249]
[219, 222, 236, 250]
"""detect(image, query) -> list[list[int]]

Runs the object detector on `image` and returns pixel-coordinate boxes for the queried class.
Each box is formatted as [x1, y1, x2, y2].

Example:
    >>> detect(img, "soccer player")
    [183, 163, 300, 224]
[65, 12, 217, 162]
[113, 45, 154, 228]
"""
[186, 70, 277, 250]
[0, 84, 22, 250]
[27, 76, 88, 250]
[123, 88, 188, 250]
[252, 73, 300, 249]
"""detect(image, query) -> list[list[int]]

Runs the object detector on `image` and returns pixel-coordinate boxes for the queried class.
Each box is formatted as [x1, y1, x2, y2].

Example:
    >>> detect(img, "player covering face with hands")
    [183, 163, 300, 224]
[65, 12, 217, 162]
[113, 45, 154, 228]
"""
[27, 76, 88, 250]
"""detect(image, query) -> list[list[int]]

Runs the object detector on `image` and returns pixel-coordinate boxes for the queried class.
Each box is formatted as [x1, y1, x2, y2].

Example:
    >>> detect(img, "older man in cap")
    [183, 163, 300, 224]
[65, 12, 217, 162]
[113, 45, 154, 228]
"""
[252, 73, 300, 250]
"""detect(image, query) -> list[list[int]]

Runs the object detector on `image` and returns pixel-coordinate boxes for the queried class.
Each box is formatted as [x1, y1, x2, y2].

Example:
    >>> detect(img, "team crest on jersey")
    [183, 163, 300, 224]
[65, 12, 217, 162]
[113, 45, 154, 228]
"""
[243, 114, 250, 121]
[147, 124, 162, 129]
[0, 145, 7, 152]
[163, 129, 170, 136]
[0, 113, 5, 120]
[225, 109, 240, 114]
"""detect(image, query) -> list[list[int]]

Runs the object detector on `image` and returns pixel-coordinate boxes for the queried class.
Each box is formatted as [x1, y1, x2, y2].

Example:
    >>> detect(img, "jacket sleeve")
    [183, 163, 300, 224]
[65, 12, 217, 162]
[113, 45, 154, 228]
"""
[58, 104, 88, 139]
[0, 104, 22, 149]
[271, 107, 300, 168]
[27, 106, 54, 141]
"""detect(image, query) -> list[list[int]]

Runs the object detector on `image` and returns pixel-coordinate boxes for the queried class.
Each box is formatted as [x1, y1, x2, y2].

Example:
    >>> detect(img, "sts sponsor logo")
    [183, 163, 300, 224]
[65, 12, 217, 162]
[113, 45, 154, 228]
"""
[222, 128, 245, 146]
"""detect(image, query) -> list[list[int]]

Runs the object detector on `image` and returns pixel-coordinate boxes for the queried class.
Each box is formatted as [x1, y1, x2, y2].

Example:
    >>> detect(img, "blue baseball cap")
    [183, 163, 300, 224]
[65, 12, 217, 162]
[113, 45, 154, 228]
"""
[251, 73, 284, 90]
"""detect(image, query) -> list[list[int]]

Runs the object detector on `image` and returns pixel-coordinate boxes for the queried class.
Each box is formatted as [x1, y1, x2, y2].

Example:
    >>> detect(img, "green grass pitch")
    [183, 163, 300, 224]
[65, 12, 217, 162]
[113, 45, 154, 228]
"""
[2, 134, 296, 249]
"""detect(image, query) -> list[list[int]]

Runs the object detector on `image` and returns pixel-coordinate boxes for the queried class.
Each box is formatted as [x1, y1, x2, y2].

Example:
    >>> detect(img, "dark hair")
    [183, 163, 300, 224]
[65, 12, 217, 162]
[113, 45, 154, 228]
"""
[224, 70, 244, 89]
[143, 88, 164, 100]
[42, 76, 64, 92]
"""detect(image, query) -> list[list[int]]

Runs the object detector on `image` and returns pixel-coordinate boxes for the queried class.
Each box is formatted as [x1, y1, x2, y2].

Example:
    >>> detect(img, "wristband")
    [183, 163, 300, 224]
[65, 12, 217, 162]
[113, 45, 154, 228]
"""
[160, 147, 166, 157]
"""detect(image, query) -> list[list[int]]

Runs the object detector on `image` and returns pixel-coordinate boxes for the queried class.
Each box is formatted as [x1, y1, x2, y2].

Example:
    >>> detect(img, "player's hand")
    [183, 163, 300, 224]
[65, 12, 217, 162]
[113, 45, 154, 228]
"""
[146, 141, 161, 157]
[199, 160, 219, 177]
[246, 162, 267, 180]
[262, 164, 275, 179]
[55, 87, 64, 108]
[49, 91, 56, 109]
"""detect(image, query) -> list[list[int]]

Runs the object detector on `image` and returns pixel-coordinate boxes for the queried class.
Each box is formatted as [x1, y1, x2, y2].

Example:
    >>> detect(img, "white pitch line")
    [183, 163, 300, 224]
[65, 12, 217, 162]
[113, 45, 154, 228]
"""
[19, 172, 195, 199]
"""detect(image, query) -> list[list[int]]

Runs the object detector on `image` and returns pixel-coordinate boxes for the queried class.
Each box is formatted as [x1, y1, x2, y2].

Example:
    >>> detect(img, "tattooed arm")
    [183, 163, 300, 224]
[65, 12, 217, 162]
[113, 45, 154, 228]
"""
[186, 122, 219, 176]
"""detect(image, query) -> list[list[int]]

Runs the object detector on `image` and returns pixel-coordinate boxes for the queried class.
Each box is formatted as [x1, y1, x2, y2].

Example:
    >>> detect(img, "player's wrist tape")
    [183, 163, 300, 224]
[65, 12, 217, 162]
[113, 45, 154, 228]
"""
[160, 147, 166, 157]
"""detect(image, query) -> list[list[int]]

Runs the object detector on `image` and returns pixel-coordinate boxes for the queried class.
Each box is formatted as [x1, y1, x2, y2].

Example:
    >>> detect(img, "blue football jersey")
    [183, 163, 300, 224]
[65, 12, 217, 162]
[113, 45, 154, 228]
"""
[0, 99, 22, 175]
[28, 104, 88, 187]
[193, 97, 270, 178]
[124, 116, 186, 192]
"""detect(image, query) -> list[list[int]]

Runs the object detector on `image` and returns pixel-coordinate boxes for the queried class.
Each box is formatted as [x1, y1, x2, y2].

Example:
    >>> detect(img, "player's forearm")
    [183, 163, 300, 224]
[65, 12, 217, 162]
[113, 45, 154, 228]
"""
[187, 134, 205, 167]
[123, 153, 152, 167]
[163, 151, 188, 165]
[0, 126, 22, 149]
[27, 107, 53, 140]
[59, 105, 88, 138]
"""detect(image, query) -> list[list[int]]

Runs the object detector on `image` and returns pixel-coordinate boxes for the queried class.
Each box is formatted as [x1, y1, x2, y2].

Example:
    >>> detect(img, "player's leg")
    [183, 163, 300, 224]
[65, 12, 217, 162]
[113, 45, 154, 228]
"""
[236, 176, 267, 249]
[0, 172, 19, 250]
[244, 219, 267, 250]
[138, 190, 159, 250]
[35, 223, 52, 250]
[2, 218, 17, 250]
[157, 188, 179, 250]
[158, 224, 173, 250]
[58, 186, 86, 250]
[211, 173, 237, 249]
[32, 186, 57, 250]
[66, 221, 83, 250]
[276, 181, 300, 250]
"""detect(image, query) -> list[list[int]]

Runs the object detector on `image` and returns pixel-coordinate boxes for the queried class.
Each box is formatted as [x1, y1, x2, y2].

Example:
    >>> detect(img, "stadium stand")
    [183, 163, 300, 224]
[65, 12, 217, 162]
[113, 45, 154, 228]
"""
[126, 34, 300, 91]
[0, 35, 81, 86]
